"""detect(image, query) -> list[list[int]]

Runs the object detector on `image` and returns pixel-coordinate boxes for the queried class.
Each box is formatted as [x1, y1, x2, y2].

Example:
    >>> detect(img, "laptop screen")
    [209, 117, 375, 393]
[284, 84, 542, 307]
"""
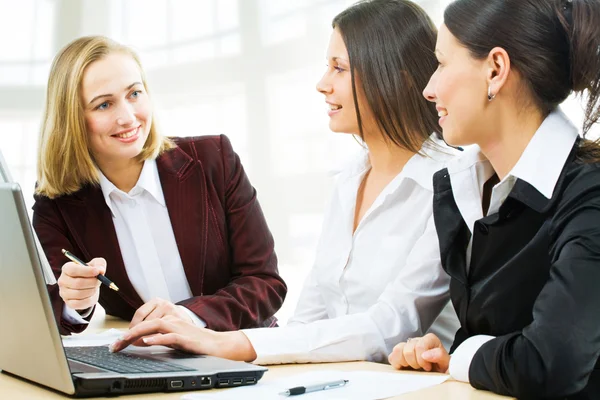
[0, 183, 76, 395]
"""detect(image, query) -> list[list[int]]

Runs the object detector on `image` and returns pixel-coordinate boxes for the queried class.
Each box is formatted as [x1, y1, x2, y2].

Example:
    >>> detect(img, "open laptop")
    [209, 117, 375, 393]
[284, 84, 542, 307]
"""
[0, 182, 267, 396]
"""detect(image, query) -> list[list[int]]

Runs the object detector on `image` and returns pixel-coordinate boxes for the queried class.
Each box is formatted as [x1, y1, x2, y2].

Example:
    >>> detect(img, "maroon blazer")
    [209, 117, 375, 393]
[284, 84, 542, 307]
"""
[33, 135, 287, 335]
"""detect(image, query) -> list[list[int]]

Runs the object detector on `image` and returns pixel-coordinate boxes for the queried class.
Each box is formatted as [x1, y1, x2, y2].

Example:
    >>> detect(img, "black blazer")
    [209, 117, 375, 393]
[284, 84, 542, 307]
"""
[433, 141, 600, 399]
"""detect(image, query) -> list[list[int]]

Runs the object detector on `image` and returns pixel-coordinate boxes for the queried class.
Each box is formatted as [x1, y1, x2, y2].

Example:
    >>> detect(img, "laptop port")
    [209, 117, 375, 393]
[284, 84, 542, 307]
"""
[200, 377, 212, 387]
[232, 378, 243, 385]
[170, 380, 184, 389]
[218, 378, 230, 386]
[246, 377, 257, 384]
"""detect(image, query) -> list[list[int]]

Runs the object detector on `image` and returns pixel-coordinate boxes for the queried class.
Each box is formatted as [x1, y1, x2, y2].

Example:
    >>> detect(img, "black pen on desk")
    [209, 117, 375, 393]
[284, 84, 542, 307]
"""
[61, 249, 120, 292]
[279, 379, 348, 396]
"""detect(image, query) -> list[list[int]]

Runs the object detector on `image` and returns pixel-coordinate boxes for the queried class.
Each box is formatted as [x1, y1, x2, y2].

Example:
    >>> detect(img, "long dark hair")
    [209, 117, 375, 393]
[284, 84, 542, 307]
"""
[444, 0, 600, 157]
[332, 0, 440, 153]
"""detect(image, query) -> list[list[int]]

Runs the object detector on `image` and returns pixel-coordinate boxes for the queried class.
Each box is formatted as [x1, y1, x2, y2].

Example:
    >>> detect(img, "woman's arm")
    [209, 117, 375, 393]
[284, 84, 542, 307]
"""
[33, 196, 96, 335]
[464, 180, 600, 398]
[243, 213, 452, 364]
[113, 213, 453, 365]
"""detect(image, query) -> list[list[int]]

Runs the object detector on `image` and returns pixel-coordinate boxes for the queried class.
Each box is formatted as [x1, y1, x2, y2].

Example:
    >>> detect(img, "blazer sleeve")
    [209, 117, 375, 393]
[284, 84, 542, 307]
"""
[32, 195, 94, 335]
[178, 135, 287, 330]
[468, 174, 600, 398]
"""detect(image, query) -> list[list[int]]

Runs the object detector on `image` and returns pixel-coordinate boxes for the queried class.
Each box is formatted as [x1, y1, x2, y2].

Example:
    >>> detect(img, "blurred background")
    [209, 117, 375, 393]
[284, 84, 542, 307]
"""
[0, 0, 596, 323]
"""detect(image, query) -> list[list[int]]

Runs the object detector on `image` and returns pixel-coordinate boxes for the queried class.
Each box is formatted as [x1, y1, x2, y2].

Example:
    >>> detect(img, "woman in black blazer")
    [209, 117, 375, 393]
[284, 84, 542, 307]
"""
[388, 0, 600, 399]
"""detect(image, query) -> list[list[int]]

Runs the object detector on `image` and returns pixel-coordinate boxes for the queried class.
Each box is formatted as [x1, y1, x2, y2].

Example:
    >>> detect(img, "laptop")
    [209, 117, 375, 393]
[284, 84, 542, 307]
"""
[0, 182, 267, 396]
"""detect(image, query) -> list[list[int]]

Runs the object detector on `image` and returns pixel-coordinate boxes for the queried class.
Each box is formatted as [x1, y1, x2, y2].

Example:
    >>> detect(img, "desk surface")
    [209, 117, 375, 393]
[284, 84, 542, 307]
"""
[0, 310, 514, 399]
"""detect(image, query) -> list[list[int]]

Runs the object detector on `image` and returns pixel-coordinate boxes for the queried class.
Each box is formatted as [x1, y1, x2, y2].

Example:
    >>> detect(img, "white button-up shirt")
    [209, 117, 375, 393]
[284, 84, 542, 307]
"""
[447, 110, 579, 382]
[243, 138, 460, 364]
[63, 160, 204, 326]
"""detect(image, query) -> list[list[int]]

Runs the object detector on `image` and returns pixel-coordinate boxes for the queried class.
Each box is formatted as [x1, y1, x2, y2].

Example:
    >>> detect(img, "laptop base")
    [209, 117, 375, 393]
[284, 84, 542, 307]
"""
[72, 371, 265, 397]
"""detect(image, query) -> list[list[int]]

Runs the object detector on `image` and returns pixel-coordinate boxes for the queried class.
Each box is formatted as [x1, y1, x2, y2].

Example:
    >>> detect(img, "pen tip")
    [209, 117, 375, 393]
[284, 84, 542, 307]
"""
[61, 249, 67, 254]
[110, 283, 120, 291]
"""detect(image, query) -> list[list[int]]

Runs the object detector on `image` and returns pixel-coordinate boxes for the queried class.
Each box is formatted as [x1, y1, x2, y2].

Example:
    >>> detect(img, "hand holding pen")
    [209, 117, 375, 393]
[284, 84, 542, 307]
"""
[62, 250, 119, 291]
[279, 379, 348, 396]
[57, 249, 118, 311]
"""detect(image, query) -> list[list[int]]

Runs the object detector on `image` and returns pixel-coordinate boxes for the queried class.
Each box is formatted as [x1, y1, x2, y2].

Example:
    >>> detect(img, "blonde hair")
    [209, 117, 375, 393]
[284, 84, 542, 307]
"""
[36, 35, 174, 198]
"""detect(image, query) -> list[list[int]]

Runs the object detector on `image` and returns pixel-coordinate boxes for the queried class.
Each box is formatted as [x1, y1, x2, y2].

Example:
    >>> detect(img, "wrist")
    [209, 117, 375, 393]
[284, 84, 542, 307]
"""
[76, 306, 93, 315]
[221, 331, 257, 362]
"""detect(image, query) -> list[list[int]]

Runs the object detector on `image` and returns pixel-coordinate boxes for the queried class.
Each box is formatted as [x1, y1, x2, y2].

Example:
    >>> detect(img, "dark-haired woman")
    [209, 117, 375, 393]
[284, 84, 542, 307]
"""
[389, 0, 600, 398]
[110, 0, 459, 365]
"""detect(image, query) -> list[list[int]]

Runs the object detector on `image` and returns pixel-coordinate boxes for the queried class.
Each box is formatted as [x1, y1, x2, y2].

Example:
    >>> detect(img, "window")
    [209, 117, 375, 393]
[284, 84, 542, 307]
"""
[259, 0, 355, 46]
[109, 0, 241, 69]
[0, 0, 55, 85]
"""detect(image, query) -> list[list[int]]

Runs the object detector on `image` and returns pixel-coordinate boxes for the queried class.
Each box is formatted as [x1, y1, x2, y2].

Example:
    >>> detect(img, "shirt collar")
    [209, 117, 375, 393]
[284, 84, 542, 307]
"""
[507, 109, 578, 199]
[339, 133, 457, 192]
[447, 109, 578, 200]
[99, 159, 166, 214]
[403, 135, 458, 191]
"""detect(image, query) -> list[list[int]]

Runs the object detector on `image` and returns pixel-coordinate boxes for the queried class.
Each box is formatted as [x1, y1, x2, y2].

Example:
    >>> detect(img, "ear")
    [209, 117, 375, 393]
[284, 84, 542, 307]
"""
[486, 47, 511, 98]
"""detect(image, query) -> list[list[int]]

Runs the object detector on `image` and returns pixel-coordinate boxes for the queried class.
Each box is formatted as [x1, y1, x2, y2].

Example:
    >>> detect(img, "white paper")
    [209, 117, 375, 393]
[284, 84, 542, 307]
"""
[181, 370, 449, 400]
[62, 329, 123, 347]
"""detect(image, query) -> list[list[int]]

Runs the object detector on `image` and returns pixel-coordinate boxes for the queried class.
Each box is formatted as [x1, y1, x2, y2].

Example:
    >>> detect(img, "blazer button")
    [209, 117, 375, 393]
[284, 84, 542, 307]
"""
[478, 223, 489, 234]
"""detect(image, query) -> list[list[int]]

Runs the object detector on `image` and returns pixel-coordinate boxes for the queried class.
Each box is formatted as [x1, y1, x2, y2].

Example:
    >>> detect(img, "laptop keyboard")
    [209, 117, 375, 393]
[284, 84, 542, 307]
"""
[65, 346, 195, 374]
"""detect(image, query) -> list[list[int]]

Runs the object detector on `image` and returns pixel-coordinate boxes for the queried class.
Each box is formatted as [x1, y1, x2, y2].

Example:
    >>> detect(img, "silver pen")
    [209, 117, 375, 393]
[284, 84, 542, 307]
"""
[279, 379, 348, 396]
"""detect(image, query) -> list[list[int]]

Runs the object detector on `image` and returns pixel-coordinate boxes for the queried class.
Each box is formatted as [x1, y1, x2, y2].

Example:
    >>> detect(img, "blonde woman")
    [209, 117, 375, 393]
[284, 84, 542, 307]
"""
[33, 36, 286, 335]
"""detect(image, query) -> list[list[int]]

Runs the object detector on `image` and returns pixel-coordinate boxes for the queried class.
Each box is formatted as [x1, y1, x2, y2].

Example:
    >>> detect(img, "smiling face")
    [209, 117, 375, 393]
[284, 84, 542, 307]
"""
[81, 52, 152, 167]
[315, 28, 363, 134]
[423, 24, 490, 147]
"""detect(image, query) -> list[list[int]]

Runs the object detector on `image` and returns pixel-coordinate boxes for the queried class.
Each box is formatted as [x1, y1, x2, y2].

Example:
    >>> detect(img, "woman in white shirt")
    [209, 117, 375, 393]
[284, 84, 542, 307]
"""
[111, 0, 459, 364]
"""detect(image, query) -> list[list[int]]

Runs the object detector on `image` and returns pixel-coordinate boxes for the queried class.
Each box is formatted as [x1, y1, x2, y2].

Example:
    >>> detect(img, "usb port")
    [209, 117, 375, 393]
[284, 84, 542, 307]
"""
[170, 380, 184, 389]
[232, 378, 243, 385]
[218, 379, 230, 386]
[246, 377, 257, 384]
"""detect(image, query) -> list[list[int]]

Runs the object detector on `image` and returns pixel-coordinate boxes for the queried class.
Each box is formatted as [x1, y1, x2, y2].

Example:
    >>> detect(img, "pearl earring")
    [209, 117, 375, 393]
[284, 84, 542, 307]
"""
[487, 86, 496, 101]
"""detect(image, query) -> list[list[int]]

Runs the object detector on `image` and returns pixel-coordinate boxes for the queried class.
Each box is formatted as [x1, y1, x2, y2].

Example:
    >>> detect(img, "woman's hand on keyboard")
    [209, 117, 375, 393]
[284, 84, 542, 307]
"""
[109, 315, 258, 362]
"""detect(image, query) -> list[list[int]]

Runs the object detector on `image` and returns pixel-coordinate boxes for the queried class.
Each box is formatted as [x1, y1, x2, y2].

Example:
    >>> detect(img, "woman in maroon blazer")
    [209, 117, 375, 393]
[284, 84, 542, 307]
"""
[33, 36, 286, 335]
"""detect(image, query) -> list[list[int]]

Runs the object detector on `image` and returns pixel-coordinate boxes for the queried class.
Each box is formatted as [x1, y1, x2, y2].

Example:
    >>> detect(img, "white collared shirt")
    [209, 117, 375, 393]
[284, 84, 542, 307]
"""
[243, 137, 460, 365]
[62, 160, 205, 326]
[447, 109, 580, 382]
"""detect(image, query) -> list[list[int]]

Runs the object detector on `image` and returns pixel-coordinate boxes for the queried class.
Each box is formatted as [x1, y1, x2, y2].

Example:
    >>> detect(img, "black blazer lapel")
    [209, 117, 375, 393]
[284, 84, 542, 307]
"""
[433, 169, 470, 284]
